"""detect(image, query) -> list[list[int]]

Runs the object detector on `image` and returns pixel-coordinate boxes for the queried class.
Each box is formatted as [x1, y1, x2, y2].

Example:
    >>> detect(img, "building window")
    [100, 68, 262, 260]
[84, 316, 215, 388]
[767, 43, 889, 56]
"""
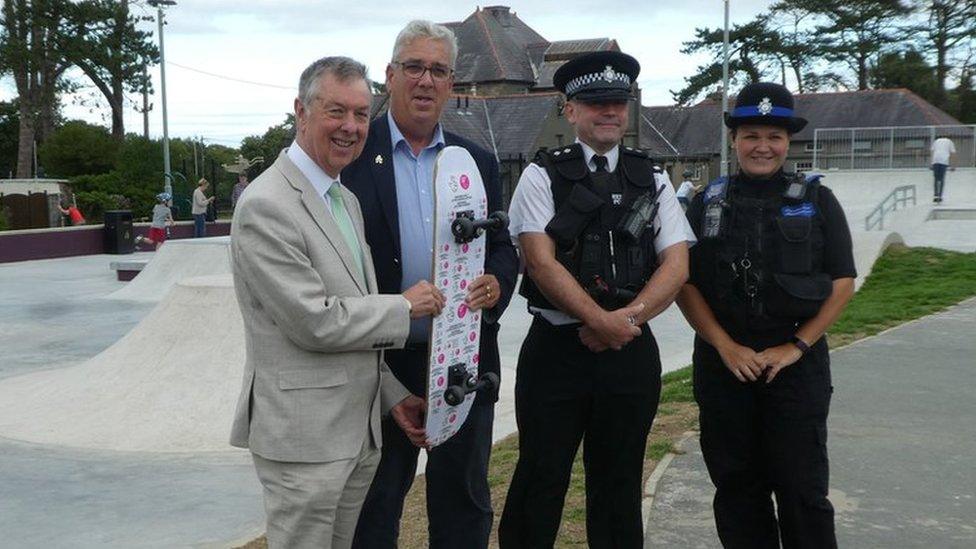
[904, 139, 926, 150]
[804, 142, 823, 152]
[852, 141, 873, 151]
[555, 133, 564, 146]
[795, 161, 813, 172]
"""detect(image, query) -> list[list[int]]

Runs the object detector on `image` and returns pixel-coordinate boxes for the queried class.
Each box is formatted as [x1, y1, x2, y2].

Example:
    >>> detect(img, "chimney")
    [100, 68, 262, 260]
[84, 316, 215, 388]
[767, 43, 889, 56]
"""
[485, 5, 513, 27]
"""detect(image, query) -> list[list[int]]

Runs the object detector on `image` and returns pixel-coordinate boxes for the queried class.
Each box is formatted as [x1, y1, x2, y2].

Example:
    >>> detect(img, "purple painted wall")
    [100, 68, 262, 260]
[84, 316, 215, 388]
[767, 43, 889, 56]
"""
[0, 221, 232, 264]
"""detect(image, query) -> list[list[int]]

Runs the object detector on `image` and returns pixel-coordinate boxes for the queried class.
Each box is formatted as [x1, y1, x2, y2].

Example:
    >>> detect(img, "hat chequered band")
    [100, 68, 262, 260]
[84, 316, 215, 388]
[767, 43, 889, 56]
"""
[565, 69, 631, 96]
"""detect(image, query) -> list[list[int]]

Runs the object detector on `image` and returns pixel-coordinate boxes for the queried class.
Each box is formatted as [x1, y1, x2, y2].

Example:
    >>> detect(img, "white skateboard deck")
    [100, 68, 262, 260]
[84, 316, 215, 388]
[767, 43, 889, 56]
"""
[425, 146, 488, 448]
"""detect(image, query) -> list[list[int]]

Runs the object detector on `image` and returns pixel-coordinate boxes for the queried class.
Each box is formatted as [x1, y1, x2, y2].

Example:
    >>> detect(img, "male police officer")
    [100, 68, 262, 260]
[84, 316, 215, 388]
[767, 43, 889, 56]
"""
[499, 51, 694, 547]
[677, 82, 856, 548]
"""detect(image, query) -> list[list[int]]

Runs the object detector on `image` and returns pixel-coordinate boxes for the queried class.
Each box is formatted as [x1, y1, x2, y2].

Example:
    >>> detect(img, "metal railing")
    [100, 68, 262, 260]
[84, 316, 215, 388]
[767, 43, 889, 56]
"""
[865, 185, 917, 231]
[813, 125, 976, 170]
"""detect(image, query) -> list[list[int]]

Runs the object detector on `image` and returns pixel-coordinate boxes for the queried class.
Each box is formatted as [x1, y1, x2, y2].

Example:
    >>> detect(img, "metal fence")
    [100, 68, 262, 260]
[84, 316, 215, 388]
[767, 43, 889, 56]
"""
[812, 125, 976, 170]
[498, 153, 527, 209]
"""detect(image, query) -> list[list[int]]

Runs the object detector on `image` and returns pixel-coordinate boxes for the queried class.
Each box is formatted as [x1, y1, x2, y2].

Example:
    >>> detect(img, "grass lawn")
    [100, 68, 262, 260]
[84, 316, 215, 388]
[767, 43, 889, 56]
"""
[240, 245, 976, 549]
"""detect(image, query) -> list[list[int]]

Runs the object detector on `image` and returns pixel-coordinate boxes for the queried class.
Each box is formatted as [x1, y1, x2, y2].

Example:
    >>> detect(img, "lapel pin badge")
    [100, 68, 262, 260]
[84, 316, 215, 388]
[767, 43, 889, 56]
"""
[375, 154, 383, 165]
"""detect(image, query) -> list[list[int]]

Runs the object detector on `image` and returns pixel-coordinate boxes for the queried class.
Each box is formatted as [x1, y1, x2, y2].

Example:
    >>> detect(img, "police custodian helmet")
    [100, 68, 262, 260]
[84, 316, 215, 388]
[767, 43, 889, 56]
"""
[553, 51, 640, 103]
[724, 82, 807, 133]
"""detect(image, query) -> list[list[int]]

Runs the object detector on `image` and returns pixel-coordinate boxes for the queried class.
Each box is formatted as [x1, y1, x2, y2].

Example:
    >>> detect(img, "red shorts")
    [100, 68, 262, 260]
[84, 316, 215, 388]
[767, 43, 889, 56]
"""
[148, 227, 167, 243]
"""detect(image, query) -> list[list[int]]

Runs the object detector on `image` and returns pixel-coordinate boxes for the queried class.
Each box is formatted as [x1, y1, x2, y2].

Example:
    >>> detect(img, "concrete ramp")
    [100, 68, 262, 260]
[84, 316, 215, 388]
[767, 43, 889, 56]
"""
[815, 168, 976, 285]
[0, 274, 245, 453]
[107, 236, 232, 302]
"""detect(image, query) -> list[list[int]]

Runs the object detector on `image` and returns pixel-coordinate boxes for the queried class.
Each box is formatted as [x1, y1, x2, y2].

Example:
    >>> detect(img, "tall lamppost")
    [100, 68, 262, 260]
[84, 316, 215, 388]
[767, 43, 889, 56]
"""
[720, 0, 730, 177]
[148, 0, 176, 195]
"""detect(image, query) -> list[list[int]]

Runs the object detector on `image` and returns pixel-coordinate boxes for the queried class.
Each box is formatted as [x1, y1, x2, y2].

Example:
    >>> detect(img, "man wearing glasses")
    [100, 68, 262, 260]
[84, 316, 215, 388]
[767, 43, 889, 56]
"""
[343, 19, 518, 549]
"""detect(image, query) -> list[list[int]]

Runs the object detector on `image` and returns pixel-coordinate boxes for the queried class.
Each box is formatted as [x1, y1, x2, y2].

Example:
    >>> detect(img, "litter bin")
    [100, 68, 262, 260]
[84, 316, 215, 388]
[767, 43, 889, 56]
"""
[104, 210, 134, 254]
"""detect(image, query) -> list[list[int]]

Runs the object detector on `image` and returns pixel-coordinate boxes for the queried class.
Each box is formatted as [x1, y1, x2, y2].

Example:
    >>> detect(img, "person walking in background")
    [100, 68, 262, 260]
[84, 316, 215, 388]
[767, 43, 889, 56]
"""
[231, 173, 249, 209]
[931, 135, 956, 203]
[676, 168, 701, 210]
[192, 178, 215, 236]
[135, 193, 174, 251]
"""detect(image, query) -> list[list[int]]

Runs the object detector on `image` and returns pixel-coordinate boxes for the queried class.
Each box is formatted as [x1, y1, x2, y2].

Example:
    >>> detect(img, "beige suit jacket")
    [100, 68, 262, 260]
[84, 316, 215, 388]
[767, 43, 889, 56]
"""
[229, 151, 411, 463]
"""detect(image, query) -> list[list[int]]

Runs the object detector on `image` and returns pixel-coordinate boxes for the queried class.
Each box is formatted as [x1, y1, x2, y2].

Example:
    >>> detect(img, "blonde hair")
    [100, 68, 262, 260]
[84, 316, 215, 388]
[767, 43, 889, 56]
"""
[197, 178, 209, 187]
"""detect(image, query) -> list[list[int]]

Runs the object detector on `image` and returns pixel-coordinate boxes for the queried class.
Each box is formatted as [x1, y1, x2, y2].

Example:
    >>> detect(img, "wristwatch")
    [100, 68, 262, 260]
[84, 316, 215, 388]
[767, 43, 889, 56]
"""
[790, 335, 810, 354]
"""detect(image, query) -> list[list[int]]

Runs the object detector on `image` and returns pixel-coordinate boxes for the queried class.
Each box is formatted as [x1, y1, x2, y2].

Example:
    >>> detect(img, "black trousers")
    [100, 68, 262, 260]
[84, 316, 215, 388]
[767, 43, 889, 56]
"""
[933, 163, 948, 199]
[351, 402, 494, 549]
[499, 318, 661, 549]
[693, 333, 837, 549]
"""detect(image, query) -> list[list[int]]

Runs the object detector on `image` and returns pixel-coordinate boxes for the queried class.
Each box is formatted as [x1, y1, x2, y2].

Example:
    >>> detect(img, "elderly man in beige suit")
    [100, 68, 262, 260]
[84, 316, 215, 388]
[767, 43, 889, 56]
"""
[230, 56, 445, 549]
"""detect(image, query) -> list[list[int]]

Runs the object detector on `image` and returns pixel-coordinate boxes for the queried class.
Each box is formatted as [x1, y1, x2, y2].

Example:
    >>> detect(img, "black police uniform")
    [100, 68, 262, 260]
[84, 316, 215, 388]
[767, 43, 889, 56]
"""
[686, 82, 856, 549]
[499, 51, 668, 548]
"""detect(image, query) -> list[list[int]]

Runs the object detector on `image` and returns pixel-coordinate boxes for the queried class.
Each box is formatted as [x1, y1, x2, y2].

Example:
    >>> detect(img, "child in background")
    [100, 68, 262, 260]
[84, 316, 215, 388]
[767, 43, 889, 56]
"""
[135, 193, 174, 250]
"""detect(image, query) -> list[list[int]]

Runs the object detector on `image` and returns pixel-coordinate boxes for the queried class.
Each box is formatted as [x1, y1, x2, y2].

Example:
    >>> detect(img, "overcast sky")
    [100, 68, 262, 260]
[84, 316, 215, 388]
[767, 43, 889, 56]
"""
[2, 0, 775, 147]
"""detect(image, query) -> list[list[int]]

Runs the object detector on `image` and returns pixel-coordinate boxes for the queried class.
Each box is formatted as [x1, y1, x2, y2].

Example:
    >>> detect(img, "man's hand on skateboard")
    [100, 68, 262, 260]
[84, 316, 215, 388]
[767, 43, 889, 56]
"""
[403, 280, 446, 319]
[391, 395, 428, 448]
[465, 274, 500, 311]
[579, 303, 644, 352]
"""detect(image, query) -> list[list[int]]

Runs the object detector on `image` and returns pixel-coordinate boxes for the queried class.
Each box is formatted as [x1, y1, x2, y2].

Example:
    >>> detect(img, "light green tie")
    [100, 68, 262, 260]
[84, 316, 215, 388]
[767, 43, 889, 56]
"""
[326, 182, 365, 280]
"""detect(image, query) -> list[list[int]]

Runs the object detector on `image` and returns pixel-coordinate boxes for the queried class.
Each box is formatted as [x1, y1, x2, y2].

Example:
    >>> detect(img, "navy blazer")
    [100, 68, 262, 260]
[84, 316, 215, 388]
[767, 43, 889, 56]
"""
[342, 113, 519, 404]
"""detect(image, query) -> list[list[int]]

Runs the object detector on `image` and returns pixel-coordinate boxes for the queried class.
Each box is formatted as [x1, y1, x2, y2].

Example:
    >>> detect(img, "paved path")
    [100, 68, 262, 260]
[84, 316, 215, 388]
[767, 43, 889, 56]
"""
[645, 299, 976, 548]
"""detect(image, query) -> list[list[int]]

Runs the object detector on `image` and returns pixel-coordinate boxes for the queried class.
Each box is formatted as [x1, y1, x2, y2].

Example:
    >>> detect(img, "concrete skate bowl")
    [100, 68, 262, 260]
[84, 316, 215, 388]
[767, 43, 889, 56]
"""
[107, 236, 232, 302]
[0, 274, 245, 453]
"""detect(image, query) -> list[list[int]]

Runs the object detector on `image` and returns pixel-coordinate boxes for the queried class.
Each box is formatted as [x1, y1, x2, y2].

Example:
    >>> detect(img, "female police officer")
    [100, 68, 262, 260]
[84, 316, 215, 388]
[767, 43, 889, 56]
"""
[677, 82, 856, 549]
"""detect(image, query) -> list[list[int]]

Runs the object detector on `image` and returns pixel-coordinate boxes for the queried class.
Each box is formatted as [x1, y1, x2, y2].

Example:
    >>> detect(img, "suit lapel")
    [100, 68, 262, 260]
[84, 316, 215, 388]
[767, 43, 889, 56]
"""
[275, 152, 368, 295]
[370, 115, 402, 260]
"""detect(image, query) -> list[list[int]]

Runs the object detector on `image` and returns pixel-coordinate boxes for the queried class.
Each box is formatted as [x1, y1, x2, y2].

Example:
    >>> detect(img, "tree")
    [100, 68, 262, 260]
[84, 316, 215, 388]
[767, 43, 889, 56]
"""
[38, 119, 117, 177]
[672, 17, 783, 105]
[0, 0, 72, 177]
[240, 114, 294, 170]
[796, 0, 915, 90]
[921, 0, 976, 108]
[0, 100, 18, 178]
[870, 48, 938, 99]
[62, 0, 158, 141]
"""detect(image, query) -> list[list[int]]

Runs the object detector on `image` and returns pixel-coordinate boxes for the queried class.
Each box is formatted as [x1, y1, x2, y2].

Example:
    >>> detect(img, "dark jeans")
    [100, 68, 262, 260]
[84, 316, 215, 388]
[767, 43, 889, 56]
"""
[193, 214, 206, 237]
[352, 403, 494, 549]
[933, 163, 948, 199]
[693, 334, 836, 549]
[499, 319, 661, 548]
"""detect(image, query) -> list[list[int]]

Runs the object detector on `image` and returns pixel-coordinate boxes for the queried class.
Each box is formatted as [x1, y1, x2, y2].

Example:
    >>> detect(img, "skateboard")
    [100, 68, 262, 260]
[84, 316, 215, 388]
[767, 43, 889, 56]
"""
[425, 146, 507, 448]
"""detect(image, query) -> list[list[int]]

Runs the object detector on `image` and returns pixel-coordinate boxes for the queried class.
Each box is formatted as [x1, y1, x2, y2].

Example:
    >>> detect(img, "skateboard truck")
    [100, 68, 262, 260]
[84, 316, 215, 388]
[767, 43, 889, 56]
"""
[451, 210, 510, 244]
[443, 364, 499, 406]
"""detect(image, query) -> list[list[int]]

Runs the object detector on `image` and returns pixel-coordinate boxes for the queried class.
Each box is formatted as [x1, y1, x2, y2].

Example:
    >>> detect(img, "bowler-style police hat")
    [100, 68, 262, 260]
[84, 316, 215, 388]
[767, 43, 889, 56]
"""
[725, 82, 807, 133]
[553, 51, 640, 103]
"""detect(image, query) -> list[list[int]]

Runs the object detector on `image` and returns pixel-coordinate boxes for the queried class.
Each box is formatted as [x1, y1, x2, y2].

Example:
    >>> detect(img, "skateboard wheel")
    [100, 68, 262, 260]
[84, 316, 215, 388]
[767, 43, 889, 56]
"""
[444, 386, 467, 406]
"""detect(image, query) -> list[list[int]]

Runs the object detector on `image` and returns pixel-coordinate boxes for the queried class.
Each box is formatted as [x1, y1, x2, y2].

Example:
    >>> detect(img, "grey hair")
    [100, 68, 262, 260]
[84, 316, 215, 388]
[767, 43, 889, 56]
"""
[391, 20, 458, 68]
[298, 56, 371, 108]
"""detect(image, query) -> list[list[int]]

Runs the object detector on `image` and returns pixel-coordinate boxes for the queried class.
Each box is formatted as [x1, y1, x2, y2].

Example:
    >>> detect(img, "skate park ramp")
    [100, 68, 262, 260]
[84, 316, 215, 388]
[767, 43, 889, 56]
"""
[0, 274, 245, 453]
[817, 168, 976, 286]
[107, 236, 231, 302]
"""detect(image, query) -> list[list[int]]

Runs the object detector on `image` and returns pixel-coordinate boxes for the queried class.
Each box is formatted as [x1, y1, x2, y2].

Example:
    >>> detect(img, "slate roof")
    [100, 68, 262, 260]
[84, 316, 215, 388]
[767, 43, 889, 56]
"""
[448, 6, 546, 85]
[640, 88, 963, 157]
[445, 7, 619, 90]
[439, 93, 562, 158]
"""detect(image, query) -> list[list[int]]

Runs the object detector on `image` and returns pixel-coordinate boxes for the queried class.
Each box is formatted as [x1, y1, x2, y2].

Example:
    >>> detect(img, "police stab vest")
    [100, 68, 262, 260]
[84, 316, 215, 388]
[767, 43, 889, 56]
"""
[519, 144, 663, 312]
[698, 171, 832, 330]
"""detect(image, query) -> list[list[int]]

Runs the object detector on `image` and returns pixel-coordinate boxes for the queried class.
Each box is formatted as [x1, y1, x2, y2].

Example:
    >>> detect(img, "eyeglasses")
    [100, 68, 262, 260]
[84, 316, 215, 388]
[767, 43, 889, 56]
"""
[393, 61, 453, 81]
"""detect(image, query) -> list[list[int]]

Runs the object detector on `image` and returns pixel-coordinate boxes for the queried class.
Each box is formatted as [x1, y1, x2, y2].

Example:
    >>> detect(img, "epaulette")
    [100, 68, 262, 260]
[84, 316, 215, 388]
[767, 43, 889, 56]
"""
[620, 145, 650, 159]
[547, 143, 584, 163]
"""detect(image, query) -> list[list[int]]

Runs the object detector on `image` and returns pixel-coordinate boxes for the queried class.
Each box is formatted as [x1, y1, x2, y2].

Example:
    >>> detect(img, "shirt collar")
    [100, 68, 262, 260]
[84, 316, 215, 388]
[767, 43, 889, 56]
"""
[577, 139, 620, 172]
[287, 140, 339, 198]
[388, 110, 445, 155]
